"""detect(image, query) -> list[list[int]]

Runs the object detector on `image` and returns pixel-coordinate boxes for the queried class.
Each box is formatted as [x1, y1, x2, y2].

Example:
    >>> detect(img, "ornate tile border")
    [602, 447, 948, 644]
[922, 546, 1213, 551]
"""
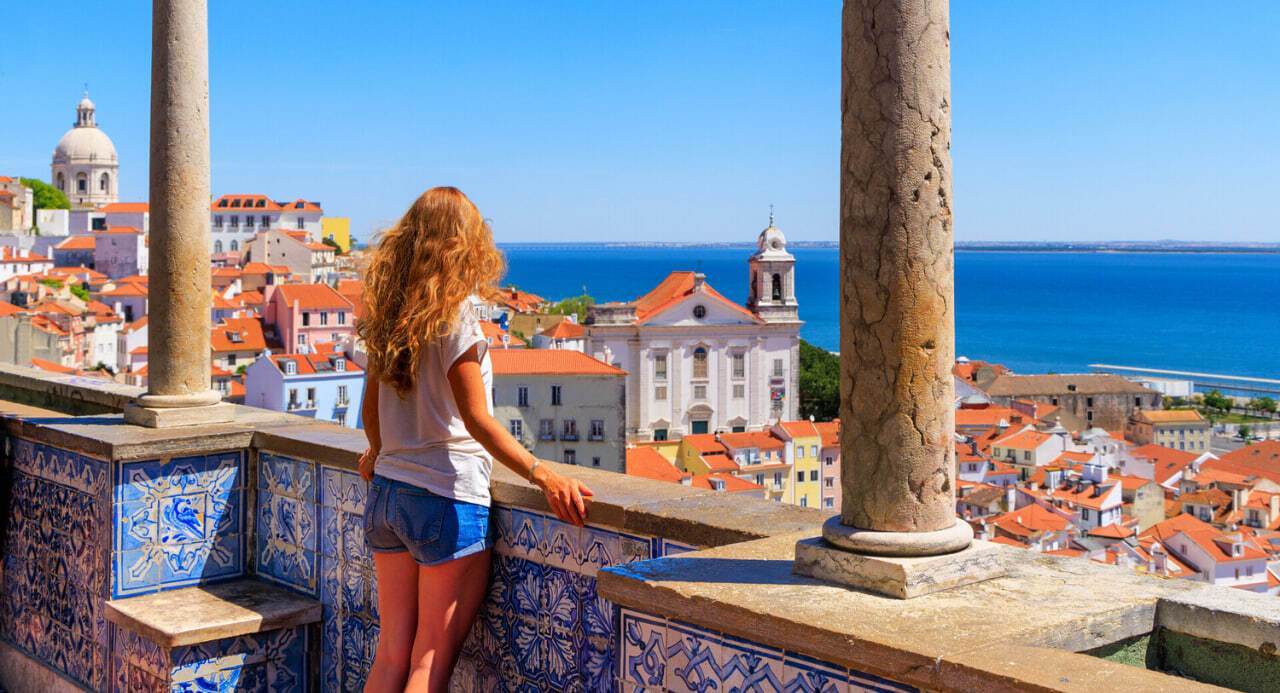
[256, 453, 319, 595]
[619, 608, 918, 693]
[317, 464, 377, 691]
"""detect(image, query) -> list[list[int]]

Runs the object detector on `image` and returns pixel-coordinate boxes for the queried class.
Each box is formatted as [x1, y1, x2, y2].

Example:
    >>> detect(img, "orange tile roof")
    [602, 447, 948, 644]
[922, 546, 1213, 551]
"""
[273, 283, 353, 310]
[1133, 409, 1206, 424]
[625, 447, 688, 483]
[101, 283, 148, 298]
[1142, 513, 1269, 563]
[0, 302, 28, 317]
[698, 452, 740, 473]
[30, 357, 76, 374]
[955, 406, 1040, 428]
[718, 430, 785, 451]
[1049, 480, 1121, 511]
[952, 359, 1010, 382]
[212, 194, 281, 212]
[54, 235, 97, 251]
[480, 321, 526, 347]
[1089, 523, 1135, 540]
[29, 315, 67, 336]
[778, 420, 821, 439]
[540, 320, 586, 339]
[243, 262, 291, 275]
[269, 352, 362, 376]
[633, 271, 758, 324]
[101, 226, 140, 235]
[494, 286, 545, 313]
[211, 317, 266, 353]
[47, 266, 107, 283]
[489, 349, 625, 376]
[1130, 444, 1198, 485]
[990, 504, 1072, 536]
[993, 429, 1053, 450]
[682, 434, 727, 455]
[1203, 441, 1280, 486]
[123, 315, 148, 332]
[815, 421, 840, 448]
[0, 248, 51, 263]
[689, 472, 761, 493]
[101, 202, 149, 214]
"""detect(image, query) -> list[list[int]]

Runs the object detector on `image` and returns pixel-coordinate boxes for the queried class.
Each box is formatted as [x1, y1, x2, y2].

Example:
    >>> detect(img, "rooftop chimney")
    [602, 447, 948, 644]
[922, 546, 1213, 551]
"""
[693, 272, 706, 291]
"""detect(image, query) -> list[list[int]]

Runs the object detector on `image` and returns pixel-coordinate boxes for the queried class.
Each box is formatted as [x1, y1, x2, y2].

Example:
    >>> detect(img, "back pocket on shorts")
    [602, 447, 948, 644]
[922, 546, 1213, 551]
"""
[390, 486, 446, 548]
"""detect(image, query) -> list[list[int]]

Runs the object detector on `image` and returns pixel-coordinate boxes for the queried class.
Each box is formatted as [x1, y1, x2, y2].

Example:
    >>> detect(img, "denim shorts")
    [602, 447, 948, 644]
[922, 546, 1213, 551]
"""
[363, 475, 493, 566]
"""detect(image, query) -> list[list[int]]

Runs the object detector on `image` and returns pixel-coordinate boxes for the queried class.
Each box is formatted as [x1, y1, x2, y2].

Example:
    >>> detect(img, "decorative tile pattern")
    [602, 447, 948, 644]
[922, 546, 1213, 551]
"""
[113, 452, 245, 597]
[109, 622, 308, 692]
[256, 453, 319, 595]
[318, 465, 377, 692]
[619, 609, 919, 693]
[0, 439, 111, 690]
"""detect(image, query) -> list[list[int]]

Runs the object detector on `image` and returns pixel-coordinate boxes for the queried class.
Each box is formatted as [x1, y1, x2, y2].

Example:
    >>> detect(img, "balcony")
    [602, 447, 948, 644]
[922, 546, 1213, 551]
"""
[0, 364, 1276, 692]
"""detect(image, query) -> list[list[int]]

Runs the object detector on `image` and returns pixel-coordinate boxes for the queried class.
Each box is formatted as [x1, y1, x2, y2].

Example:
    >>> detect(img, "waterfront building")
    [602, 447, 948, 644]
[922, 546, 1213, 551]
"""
[50, 94, 118, 209]
[490, 349, 627, 472]
[262, 283, 356, 355]
[210, 194, 323, 255]
[984, 373, 1161, 430]
[585, 224, 801, 441]
[1127, 409, 1211, 452]
[244, 344, 363, 427]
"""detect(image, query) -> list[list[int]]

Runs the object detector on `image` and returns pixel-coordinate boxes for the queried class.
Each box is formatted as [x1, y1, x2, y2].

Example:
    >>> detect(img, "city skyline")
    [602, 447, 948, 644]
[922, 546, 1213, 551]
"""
[3, 2, 1278, 244]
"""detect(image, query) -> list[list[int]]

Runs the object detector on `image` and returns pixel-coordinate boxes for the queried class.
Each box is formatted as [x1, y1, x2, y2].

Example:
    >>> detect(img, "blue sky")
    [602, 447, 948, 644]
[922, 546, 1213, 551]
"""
[2, 2, 1276, 243]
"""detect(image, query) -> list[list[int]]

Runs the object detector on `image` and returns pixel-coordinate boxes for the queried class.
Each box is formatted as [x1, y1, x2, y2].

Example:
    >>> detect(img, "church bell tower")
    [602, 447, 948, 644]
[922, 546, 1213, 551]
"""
[748, 211, 799, 323]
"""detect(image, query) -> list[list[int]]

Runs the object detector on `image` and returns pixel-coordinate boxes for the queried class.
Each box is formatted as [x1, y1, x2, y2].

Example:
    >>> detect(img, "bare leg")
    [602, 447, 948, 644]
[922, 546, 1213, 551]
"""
[404, 549, 493, 692]
[365, 551, 420, 692]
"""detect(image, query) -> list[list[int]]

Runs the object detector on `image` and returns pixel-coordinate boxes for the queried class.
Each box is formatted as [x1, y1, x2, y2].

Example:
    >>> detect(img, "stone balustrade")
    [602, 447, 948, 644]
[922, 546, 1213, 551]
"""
[0, 369, 1278, 691]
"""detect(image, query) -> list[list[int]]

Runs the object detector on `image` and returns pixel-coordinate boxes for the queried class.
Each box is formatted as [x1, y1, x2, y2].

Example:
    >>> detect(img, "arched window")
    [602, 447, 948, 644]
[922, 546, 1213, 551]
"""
[771, 273, 783, 301]
[76, 173, 87, 193]
[214, 240, 223, 254]
[693, 347, 708, 379]
[230, 240, 239, 252]
[56, 172, 65, 191]
[99, 172, 110, 193]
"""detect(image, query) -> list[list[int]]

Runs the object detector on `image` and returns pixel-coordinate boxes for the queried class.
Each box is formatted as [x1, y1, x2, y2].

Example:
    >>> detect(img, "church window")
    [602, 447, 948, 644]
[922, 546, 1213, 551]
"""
[693, 385, 707, 400]
[655, 386, 667, 400]
[77, 174, 87, 193]
[57, 173, 65, 191]
[771, 273, 783, 301]
[654, 354, 667, 380]
[732, 352, 745, 378]
[772, 359, 784, 377]
[733, 384, 745, 399]
[693, 305, 706, 319]
[214, 240, 223, 254]
[99, 172, 110, 192]
[693, 347, 708, 378]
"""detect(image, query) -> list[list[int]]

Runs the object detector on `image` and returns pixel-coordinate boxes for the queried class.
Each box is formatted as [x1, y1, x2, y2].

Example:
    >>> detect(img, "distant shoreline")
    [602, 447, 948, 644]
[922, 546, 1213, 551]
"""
[482, 241, 1280, 254]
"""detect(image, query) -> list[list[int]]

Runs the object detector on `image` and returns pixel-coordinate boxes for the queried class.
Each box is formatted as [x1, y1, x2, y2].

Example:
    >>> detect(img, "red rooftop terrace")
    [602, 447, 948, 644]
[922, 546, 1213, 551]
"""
[2, 1, 1280, 692]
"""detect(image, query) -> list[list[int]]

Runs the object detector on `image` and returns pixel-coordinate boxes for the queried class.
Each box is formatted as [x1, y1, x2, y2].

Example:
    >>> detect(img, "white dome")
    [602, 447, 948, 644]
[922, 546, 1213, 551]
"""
[78, 95, 95, 111]
[752, 224, 793, 260]
[54, 126, 118, 163]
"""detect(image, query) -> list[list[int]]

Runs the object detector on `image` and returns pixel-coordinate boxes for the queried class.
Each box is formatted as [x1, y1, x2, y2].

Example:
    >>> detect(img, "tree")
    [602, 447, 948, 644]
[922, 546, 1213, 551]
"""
[19, 177, 70, 211]
[1256, 397, 1277, 417]
[798, 339, 839, 422]
[546, 293, 595, 324]
[1202, 389, 1232, 414]
[321, 236, 344, 254]
[1238, 425, 1252, 441]
[69, 285, 90, 302]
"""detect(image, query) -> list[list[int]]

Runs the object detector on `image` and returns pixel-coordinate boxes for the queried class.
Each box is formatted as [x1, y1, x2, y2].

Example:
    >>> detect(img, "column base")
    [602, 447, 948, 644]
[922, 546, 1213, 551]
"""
[123, 401, 236, 428]
[793, 535, 1005, 599]
[822, 515, 974, 557]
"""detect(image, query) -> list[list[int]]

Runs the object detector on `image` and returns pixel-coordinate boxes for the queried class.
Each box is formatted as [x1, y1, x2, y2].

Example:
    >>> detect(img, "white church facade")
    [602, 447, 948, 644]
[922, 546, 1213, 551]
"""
[586, 223, 802, 441]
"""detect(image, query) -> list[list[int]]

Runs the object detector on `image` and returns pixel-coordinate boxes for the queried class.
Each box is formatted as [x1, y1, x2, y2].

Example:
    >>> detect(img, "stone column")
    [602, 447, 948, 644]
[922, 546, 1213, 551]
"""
[126, 0, 230, 427]
[793, 0, 1001, 598]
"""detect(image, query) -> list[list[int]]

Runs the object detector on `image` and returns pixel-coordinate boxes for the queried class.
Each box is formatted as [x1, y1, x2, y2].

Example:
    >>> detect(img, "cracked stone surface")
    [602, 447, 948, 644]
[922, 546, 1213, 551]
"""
[840, 0, 956, 533]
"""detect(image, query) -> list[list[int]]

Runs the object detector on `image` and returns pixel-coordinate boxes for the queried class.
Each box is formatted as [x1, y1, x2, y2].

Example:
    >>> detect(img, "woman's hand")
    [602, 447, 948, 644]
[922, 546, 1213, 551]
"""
[358, 447, 379, 482]
[532, 463, 593, 527]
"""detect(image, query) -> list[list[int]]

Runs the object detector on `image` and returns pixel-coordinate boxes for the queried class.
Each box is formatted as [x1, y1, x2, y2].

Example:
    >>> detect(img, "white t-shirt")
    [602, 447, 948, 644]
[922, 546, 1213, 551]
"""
[374, 301, 494, 506]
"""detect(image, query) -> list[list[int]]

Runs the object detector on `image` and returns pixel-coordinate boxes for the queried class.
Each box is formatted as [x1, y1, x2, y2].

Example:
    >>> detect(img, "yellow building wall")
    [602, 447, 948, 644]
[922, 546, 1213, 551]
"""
[643, 441, 681, 461]
[321, 217, 351, 252]
[789, 435, 822, 508]
[674, 440, 710, 474]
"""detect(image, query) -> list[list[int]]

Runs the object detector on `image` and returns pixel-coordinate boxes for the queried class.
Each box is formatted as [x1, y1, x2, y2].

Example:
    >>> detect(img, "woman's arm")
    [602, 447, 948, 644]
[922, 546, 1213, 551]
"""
[448, 344, 592, 526]
[358, 373, 380, 481]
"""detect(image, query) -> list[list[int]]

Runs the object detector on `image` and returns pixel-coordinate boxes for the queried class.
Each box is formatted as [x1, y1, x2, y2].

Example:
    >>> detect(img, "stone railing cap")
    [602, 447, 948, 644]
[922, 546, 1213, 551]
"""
[104, 579, 320, 648]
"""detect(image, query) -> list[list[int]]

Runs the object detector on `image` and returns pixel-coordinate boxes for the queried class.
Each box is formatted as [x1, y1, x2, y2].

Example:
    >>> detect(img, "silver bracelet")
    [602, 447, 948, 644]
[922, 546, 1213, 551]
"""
[528, 458, 541, 482]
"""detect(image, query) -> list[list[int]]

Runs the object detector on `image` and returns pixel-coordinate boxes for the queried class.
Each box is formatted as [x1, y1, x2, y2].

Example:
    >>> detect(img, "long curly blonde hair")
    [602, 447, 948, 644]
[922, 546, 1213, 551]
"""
[359, 187, 504, 395]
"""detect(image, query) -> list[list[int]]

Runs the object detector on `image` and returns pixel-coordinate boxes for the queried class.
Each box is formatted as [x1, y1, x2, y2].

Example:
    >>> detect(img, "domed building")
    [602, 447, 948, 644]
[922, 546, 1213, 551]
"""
[51, 93, 119, 209]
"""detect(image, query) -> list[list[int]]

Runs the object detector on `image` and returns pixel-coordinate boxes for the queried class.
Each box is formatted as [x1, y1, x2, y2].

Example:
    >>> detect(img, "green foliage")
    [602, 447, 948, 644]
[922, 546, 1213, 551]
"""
[1248, 397, 1277, 415]
[1164, 395, 1188, 409]
[235, 364, 248, 376]
[69, 285, 90, 302]
[19, 177, 70, 211]
[321, 236, 344, 254]
[39, 278, 63, 289]
[546, 293, 595, 324]
[1238, 425, 1252, 440]
[798, 339, 839, 422]
[1203, 389, 1233, 413]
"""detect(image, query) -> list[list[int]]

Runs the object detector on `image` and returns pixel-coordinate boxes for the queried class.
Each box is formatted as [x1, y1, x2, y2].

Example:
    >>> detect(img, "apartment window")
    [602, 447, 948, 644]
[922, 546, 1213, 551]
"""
[227, 354, 238, 367]
[810, 445, 818, 458]
[773, 472, 783, 487]
[214, 215, 223, 227]
[1135, 397, 1142, 407]
[335, 413, 346, 426]
[297, 218, 305, 230]
[245, 216, 255, 228]
[1087, 411, 1094, 422]
[693, 347, 708, 379]
[825, 477, 834, 488]
[823, 498, 834, 509]
[562, 419, 578, 440]
[589, 419, 605, 441]
[319, 311, 328, 326]
[796, 471, 804, 483]
[1023, 451, 1030, 461]
[302, 312, 311, 326]
[284, 360, 297, 375]
[551, 385, 562, 406]
[654, 354, 668, 380]
[732, 426, 746, 433]
[509, 420, 523, 438]
[230, 216, 239, 228]
[592, 457, 601, 467]
[800, 497, 808, 508]
[732, 384, 745, 399]
[261, 215, 270, 227]
[772, 359, 784, 377]
[1086, 397, 1094, 407]
[306, 388, 316, 404]
[693, 385, 707, 400]
[810, 470, 818, 482]
[1051, 397, 1059, 406]
[564, 450, 577, 465]
[653, 429, 668, 441]
[1082, 509, 1090, 521]
[517, 386, 529, 407]
[538, 419, 555, 441]
[797, 446, 805, 459]
[655, 386, 668, 400]
[288, 388, 298, 405]
[297, 334, 307, 347]
[755, 474, 764, 486]
[732, 352, 745, 378]
[338, 311, 346, 324]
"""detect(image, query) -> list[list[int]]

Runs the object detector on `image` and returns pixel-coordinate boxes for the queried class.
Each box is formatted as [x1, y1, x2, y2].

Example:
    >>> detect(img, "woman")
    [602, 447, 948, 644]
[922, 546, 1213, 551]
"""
[357, 187, 593, 692]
